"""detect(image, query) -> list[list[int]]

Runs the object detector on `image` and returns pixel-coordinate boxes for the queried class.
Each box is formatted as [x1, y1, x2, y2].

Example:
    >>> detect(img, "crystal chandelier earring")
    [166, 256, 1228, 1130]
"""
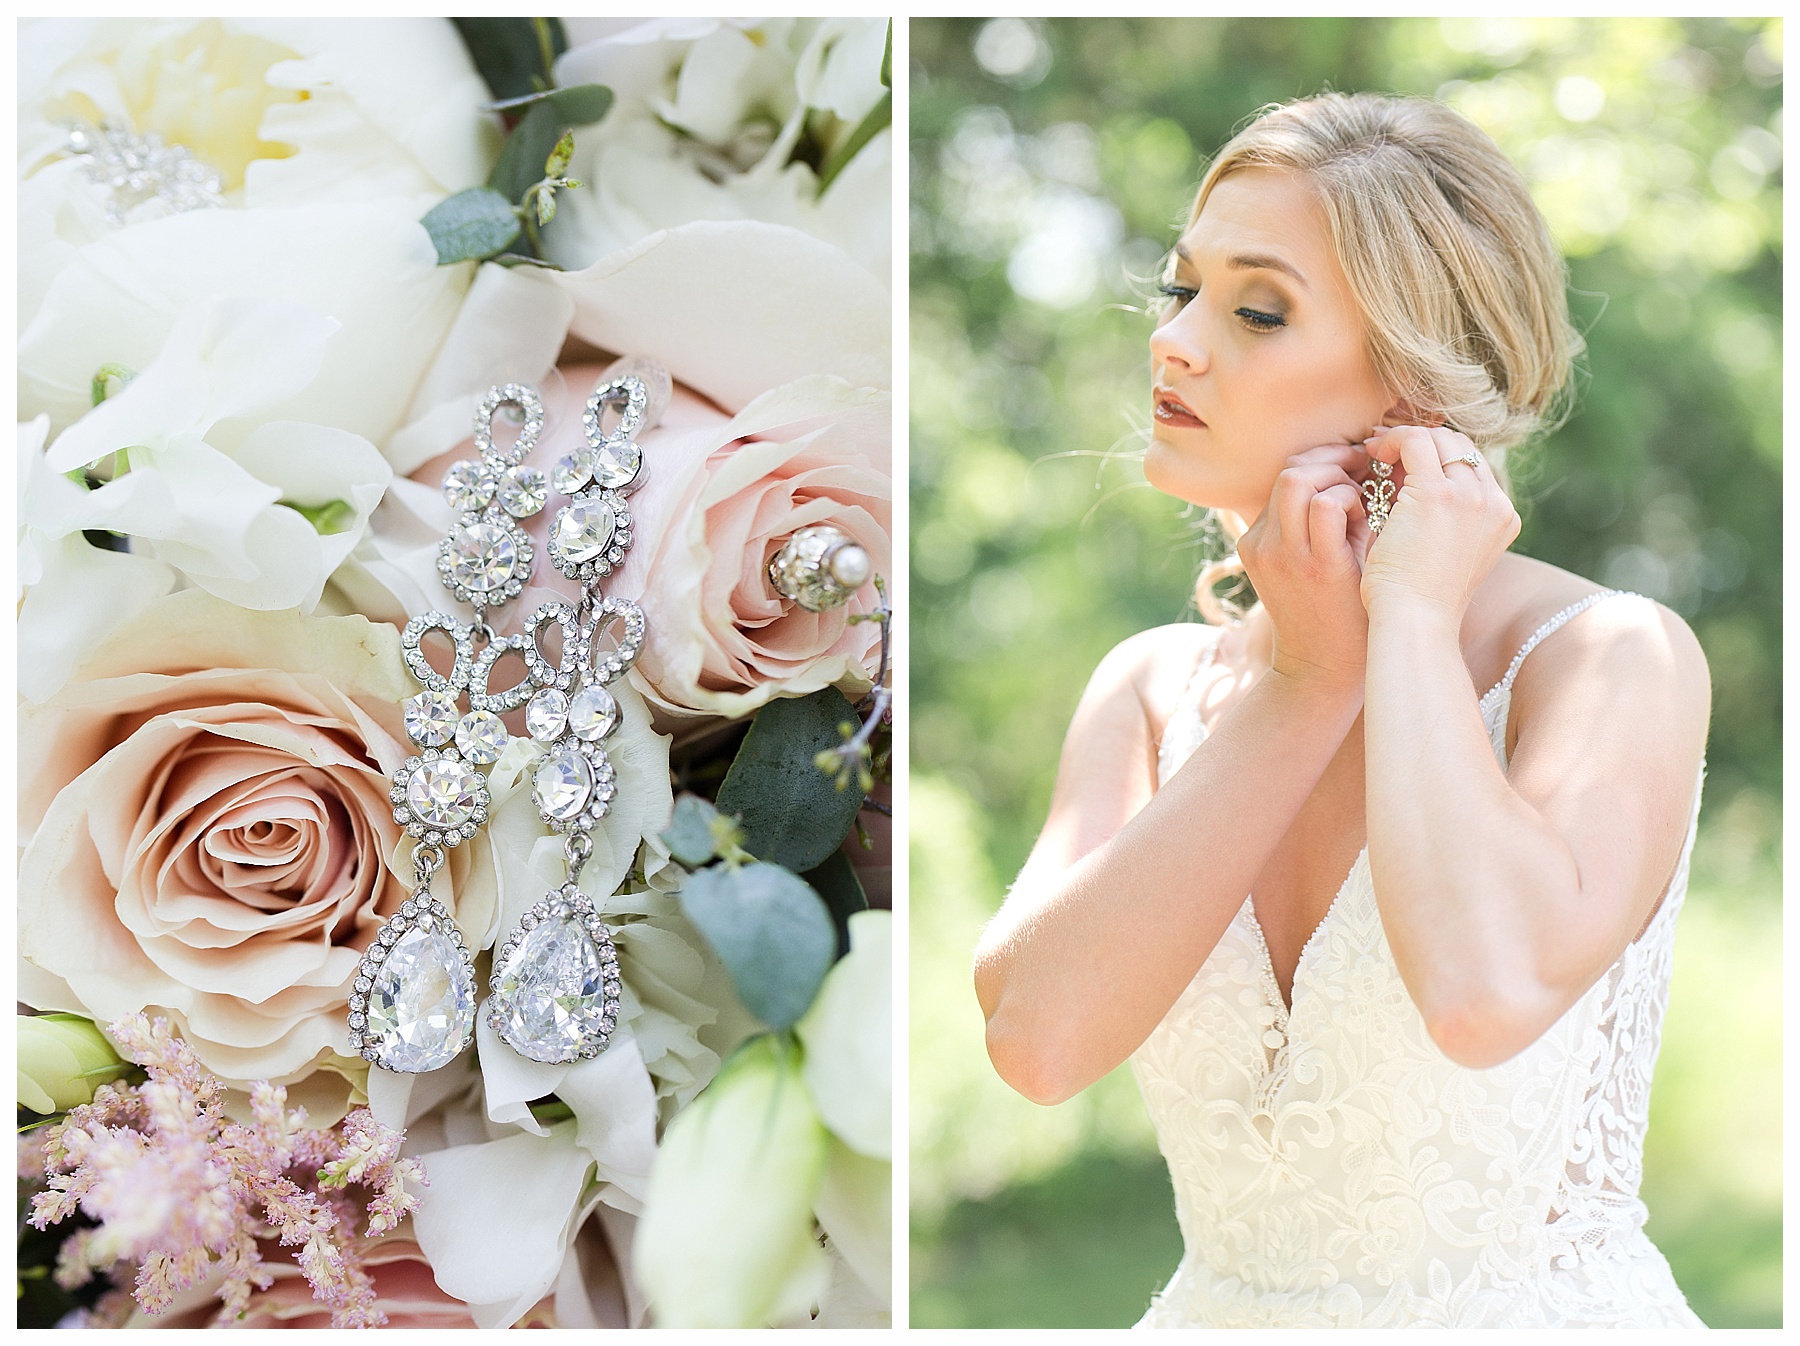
[1361, 460, 1396, 537]
[350, 384, 566, 1075]
[485, 361, 668, 1064]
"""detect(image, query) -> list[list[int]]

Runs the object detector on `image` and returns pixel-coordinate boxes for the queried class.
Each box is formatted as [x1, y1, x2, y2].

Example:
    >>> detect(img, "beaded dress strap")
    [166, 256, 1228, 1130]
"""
[1491, 589, 1641, 698]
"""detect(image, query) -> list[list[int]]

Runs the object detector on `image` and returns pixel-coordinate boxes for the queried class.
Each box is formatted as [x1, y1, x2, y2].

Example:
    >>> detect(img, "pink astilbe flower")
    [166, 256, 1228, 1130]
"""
[27, 1015, 428, 1329]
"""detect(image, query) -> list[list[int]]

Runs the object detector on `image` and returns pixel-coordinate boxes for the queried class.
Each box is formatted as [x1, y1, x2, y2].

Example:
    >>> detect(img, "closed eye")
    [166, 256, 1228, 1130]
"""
[1236, 306, 1286, 331]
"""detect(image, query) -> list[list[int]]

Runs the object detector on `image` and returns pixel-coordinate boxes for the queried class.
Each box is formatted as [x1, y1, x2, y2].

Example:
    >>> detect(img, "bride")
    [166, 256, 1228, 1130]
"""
[973, 93, 1711, 1328]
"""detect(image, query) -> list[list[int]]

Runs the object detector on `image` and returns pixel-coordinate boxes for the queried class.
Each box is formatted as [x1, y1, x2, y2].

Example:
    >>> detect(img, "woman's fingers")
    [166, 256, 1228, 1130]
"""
[1306, 482, 1366, 565]
[1365, 425, 1444, 485]
[1272, 460, 1362, 551]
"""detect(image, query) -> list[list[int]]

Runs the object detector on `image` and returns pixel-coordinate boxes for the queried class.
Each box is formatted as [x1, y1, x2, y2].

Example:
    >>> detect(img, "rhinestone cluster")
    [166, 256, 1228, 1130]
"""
[391, 747, 490, 846]
[64, 121, 224, 226]
[768, 524, 874, 612]
[436, 385, 547, 610]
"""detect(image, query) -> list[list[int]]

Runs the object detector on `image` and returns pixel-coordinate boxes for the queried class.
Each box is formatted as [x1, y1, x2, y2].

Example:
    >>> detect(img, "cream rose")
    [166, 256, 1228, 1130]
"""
[361, 219, 891, 721]
[16, 590, 476, 1118]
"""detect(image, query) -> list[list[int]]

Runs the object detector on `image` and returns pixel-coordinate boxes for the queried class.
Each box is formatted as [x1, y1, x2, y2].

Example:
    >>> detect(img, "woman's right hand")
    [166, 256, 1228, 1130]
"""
[1236, 443, 1372, 694]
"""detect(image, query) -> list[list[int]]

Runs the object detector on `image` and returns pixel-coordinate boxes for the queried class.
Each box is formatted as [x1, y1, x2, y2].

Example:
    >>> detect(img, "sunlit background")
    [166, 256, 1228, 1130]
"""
[909, 17, 1781, 1328]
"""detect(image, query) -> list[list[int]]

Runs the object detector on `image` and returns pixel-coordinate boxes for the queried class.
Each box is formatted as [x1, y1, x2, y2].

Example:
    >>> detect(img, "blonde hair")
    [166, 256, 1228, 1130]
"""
[1188, 91, 1582, 624]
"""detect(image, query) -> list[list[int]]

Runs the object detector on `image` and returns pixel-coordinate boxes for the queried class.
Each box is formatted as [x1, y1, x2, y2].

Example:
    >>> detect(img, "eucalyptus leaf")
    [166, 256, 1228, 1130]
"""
[488, 100, 561, 206]
[800, 850, 868, 960]
[663, 794, 723, 869]
[453, 17, 566, 101]
[420, 187, 520, 264]
[715, 688, 867, 873]
[679, 862, 836, 1031]
[488, 83, 615, 127]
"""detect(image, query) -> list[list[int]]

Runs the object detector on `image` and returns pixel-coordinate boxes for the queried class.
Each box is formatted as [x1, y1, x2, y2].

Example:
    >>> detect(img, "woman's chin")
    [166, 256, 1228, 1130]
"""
[1144, 435, 1243, 512]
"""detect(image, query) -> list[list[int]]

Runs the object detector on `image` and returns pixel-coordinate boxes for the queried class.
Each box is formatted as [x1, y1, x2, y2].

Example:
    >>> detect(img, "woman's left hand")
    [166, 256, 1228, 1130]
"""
[1358, 425, 1520, 621]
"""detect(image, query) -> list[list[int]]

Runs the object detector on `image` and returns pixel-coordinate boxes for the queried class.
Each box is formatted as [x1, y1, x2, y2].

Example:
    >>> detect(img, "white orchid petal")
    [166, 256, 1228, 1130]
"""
[666, 25, 795, 145]
[42, 296, 338, 473]
[812, 1137, 891, 1304]
[335, 476, 454, 627]
[795, 19, 888, 124]
[20, 202, 468, 447]
[474, 1014, 564, 1136]
[363, 1060, 415, 1132]
[387, 262, 574, 476]
[797, 909, 891, 1159]
[559, 1034, 660, 1213]
[411, 1126, 596, 1328]
[635, 1035, 829, 1326]
[16, 533, 175, 703]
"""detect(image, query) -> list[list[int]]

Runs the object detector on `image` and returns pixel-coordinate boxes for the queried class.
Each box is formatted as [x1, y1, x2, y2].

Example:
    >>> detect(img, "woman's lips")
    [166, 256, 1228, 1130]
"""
[1153, 388, 1204, 429]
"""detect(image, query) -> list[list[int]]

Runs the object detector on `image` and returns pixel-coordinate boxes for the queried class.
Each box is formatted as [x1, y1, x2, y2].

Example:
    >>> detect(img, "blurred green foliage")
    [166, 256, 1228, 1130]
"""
[909, 16, 1781, 1329]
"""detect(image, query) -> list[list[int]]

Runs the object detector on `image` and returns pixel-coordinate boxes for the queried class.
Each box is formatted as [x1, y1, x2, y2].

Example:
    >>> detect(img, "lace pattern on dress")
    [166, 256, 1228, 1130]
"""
[1132, 595, 1705, 1328]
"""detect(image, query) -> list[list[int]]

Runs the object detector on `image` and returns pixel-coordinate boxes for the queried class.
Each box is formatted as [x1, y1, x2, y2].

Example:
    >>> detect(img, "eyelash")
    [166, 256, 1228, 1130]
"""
[1156, 284, 1286, 332]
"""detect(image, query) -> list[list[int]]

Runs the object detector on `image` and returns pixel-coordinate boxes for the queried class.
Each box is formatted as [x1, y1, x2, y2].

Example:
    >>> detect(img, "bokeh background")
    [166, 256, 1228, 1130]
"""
[909, 17, 1781, 1329]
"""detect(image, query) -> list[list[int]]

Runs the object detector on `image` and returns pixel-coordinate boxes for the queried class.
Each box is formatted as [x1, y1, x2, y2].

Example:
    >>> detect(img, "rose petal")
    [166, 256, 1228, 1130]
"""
[554, 220, 888, 414]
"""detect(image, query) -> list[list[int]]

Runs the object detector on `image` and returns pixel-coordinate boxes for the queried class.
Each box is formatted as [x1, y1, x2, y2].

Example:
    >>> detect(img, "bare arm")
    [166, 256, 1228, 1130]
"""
[1360, 428, 1711, 1067]
[975, 446, 1374, 1104]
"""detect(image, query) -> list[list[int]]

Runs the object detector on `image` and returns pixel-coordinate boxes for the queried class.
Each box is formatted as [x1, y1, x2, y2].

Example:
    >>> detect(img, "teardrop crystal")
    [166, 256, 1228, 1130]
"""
[363, 922, 475, 1072]
[490, 910, 613, 1063]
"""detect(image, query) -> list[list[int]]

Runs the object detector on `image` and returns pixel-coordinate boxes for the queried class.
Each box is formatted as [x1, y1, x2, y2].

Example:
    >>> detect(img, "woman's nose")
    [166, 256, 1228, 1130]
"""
[1150, 306, 1208, 376]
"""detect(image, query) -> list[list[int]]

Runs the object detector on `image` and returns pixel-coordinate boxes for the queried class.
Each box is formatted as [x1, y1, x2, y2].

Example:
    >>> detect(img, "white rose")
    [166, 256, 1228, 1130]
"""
[19, 17, 488, 497]
[19, 18, 495, 336]
[546, 18, 890, 279]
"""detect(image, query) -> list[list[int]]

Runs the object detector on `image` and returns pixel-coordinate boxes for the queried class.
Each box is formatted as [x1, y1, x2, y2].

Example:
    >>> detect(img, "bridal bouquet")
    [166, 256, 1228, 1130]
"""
[17, 17, 892, 1330]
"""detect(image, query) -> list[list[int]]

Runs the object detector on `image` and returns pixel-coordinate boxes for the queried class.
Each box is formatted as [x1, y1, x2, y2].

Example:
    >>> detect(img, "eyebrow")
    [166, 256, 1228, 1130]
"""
[1173, 243, 1309, 289]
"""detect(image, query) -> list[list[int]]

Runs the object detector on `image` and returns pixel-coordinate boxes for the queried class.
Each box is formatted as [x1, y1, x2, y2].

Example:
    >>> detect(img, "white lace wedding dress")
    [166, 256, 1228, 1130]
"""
[1132, 592, 1706, 1328]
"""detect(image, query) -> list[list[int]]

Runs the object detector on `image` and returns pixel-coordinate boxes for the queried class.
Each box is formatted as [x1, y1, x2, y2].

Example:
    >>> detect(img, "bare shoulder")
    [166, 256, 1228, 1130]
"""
[1497, 556, 1710, 749]
[1033, 623, 1223, 865]
[1084, 622, 1222, 744]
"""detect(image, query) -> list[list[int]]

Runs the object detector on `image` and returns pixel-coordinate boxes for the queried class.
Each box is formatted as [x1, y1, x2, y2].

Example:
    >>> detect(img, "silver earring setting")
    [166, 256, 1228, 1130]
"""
[350, 361, 671, 1071]
[485, 364, 663, 1066]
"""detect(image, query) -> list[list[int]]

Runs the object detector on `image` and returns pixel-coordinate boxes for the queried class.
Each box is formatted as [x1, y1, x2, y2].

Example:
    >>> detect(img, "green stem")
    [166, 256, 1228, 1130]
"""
[816, 90, 890, 198]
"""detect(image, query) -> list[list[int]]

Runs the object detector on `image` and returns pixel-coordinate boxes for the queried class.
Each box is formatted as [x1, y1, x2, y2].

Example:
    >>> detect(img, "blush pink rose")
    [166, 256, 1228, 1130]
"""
[414, 357, 891, 722]
[127, 1236, 558, 1329]
[17, 590, 471, 1116]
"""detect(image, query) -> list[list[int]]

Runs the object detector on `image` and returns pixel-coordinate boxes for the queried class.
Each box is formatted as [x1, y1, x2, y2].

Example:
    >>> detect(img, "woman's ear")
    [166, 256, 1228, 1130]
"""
[1379, 398, 1446, 430]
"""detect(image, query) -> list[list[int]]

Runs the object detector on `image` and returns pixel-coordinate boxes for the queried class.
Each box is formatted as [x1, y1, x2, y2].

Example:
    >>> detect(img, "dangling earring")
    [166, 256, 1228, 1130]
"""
[485, 361, 668, 1064]
[1361, 460, 1396, 537]
[350, 384, 563, 1075]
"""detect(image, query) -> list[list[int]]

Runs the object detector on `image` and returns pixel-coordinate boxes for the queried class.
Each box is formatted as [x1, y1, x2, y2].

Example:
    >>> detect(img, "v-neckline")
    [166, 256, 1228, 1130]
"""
[1241, 846, 1369, 1020]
